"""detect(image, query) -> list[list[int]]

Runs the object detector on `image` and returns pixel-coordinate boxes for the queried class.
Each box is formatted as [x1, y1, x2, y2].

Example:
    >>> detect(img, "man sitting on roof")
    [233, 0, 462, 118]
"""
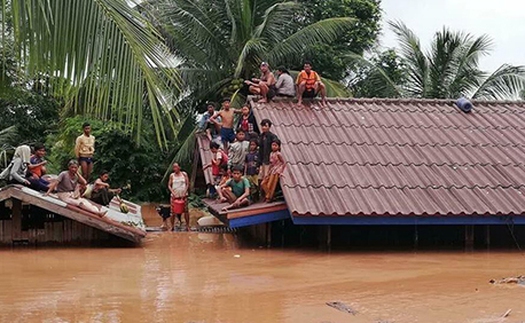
[244, 62, 276, 103]
[275, 66, 296, 98]
[296, 61, 327, 106]
[218, 166, 251, 211]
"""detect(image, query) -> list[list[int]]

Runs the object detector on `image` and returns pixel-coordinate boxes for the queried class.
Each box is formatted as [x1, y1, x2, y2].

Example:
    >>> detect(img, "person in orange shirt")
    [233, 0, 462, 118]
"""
[296, 61, 327, 106]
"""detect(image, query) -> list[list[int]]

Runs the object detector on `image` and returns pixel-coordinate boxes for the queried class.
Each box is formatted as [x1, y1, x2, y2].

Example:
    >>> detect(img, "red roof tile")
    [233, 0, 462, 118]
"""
[250, 98, 525, 217]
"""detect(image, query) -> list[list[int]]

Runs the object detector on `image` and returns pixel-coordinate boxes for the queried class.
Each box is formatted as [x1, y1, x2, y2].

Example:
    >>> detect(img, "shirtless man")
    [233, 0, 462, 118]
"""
[210, 98, 236, 153]
[244, 62, 276, 103]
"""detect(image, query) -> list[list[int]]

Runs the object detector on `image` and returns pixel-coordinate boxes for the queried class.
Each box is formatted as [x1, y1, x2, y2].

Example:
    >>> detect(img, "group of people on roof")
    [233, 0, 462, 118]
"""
[243, 61, 327, 106]
[193, 61, 327, 213]
[1, 123, 122, 217]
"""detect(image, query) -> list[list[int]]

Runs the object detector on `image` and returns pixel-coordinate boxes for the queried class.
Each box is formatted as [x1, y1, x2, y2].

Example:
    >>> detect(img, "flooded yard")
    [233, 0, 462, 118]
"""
[0, 230, 524, 323]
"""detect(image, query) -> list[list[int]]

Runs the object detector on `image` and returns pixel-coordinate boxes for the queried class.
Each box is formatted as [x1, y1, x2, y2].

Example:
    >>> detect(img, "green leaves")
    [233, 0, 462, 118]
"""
[355, 21, 525, 100]
[4, 0, 181, 146]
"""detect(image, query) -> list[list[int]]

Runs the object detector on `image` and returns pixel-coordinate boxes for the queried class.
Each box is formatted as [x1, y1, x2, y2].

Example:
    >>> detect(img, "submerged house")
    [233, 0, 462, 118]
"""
[0, 185, 146, 246]
[197, 98, 525, 246]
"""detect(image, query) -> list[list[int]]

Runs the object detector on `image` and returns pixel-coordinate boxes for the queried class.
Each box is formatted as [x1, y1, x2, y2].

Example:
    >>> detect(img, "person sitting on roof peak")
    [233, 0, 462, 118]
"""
[218, 166, 251, 211]
[296, 61, 327, 106]
[275, 66, 296, 99]
[244, 62, 277, 104]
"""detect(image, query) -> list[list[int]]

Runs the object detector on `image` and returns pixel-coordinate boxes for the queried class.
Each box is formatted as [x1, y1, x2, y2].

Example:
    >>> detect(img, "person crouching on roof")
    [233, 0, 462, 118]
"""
[261, 139, 286, 203]
[218, 166, 251, 211]
[1, 145, 31, 186]
[46, 160, 107, 217]
[90, 170, 122, 206]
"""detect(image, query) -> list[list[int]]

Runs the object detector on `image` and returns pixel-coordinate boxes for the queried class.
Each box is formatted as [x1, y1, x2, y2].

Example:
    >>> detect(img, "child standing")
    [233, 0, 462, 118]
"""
[258, 118, 279, 192]
[204, 141, 228, 198]
[261, 139, 286, 202]
[244, 140, 260, 201]
[228, 129, 250, 172]
[235, 104, 259, 140]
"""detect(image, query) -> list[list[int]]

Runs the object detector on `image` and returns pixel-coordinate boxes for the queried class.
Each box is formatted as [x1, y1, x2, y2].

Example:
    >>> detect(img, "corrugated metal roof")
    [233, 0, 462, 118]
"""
[251, 98, 525, 217]
[197, 134, 213, 185]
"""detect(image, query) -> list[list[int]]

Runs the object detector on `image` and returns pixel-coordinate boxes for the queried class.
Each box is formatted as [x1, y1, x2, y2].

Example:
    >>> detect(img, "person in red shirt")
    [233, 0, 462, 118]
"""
[296, 61, 327, 106]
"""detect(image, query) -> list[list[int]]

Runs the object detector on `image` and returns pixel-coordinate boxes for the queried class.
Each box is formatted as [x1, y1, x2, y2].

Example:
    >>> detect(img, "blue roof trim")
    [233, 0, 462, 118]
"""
[292, 215, 525, 226]
[228, 209, 291, 228]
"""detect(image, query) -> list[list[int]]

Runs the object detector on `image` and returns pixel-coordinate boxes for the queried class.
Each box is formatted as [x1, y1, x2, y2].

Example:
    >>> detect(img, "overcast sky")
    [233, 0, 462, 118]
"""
[379, 0, 525, 72]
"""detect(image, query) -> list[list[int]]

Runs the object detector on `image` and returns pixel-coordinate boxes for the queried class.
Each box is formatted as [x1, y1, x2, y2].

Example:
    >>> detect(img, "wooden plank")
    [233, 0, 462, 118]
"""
[0, 187, 12, 203]
[11, 199, 22, 242]
[7, 189, 144, 243]
[228, 204, 288, 219]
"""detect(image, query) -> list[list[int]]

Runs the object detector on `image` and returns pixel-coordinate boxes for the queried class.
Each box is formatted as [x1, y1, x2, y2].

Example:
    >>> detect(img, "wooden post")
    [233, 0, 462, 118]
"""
[485, 225, 491, 249]
[465, 225, 474, 251]
[190, 144, 200, 192]
[11, 199, 22, 243]
[413, 224, 419, 249]
[266, 222, 272, 248]
[326, 225, 332, 251]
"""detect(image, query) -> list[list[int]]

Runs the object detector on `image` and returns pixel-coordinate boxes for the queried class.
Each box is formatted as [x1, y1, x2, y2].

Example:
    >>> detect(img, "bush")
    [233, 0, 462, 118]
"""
[46, 116, 171, 202]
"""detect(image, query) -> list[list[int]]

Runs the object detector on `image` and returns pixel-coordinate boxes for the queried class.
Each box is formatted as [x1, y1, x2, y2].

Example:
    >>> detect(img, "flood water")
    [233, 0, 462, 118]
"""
[0, 230, 524, 323]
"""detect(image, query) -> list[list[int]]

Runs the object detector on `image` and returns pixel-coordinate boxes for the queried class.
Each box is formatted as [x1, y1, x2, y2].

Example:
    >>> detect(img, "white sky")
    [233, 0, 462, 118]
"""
[379, 0, 525, 71]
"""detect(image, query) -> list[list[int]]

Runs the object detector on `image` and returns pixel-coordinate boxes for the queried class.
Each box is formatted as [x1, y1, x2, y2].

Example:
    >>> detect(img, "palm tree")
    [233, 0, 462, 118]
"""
[352, 21, 525, 100]
[2, 0, 181, 145]
[146, 0, 353, 103]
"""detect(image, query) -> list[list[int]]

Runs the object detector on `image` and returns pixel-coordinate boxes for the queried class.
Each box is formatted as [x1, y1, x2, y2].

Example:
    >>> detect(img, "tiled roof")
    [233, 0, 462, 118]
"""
[197, 134, 213, 185]
[251, 98, 525, 217]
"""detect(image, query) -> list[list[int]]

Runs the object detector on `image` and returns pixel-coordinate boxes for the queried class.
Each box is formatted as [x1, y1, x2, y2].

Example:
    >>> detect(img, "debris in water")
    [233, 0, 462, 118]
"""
[233, 254, 241, 258]
[489, 276, 525, 285]
[326, 301, 357, 315]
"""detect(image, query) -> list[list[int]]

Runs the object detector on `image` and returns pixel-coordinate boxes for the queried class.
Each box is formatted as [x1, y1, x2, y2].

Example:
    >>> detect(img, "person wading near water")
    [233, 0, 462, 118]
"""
[168, 163, 190, 231]
[244, 62, 277, 103]
[46, 160, 107, 217]
[75, 122, 95, 182]
[296, 61, 327, 106]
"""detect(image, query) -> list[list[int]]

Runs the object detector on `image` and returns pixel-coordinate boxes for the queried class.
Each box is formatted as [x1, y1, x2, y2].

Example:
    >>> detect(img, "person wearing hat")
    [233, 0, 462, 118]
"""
[244, 62, 276, 103]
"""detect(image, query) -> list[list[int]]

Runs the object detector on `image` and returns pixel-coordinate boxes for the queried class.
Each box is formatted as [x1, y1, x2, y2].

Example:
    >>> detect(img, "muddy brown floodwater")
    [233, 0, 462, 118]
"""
[0, 207, 524, 323]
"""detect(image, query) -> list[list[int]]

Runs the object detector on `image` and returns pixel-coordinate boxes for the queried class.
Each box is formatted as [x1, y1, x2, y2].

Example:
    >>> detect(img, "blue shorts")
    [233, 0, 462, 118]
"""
[78, 157, 93, 164]
[220, 127, 236, 144]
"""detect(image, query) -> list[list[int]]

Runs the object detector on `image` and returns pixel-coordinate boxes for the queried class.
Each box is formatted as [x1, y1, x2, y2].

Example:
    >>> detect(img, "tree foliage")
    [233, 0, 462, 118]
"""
[296, 0, 382, 80]
[352, 21, 525, 100]
[3, 0, 181, 145]
[146, 0, 354, 106]
[46, 117, 171, 202]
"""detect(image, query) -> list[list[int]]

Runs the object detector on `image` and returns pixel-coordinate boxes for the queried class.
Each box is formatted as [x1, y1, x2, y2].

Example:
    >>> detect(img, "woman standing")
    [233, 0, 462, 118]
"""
[46, 160, 107, 217]
[168, 163, 189, 231]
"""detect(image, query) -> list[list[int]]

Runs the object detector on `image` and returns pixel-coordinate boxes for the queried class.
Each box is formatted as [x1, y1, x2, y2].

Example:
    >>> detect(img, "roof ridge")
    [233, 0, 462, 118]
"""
[285, 161, 524, 167]
[279, 140, 525, 148]
[272, 123, 525, 131]
[282, 184, 525, 190]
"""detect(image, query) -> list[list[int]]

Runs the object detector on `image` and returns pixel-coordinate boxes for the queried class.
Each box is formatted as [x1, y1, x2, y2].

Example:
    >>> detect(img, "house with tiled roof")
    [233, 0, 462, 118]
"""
[197, 97, 525, 230]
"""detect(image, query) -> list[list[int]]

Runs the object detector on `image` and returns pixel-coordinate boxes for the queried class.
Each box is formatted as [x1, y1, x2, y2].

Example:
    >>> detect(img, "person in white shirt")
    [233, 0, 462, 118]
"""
[275, 66, 296, 98]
